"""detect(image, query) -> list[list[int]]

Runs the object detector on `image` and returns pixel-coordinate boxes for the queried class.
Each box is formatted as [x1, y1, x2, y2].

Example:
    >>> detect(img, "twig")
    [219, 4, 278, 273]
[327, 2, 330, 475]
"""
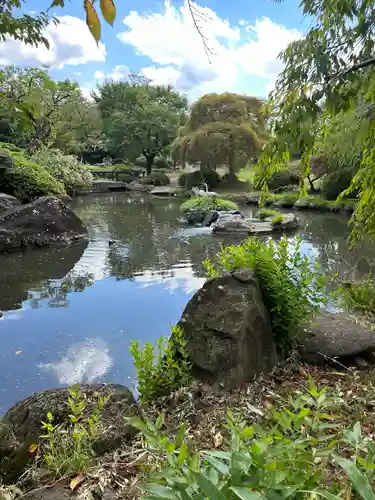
[186, 0, 215, 62]
[317, 352, 356, 374]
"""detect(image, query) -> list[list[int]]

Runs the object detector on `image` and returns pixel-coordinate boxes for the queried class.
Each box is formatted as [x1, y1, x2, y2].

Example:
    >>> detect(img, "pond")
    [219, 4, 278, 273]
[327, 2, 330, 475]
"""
[0, 193, 374, 413]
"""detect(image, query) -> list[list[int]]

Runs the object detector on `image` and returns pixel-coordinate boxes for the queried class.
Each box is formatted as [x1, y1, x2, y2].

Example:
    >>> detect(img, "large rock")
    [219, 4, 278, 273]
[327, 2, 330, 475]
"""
[178, 269, 278, 388]
[126, 180, 152, 192]
[0, 196, 88, 253]
[299, 311, 375, 364]
[0, 193, 19, 213]
[212, 212, 299, 234]
[151, 186, 178, 197]
[0, 384, 140, 483]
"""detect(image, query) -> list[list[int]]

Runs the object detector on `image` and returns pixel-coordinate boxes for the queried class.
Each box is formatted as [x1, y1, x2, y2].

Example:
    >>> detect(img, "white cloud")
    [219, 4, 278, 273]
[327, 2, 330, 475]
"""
[0, 15, 106, 69]
[39, 337, 113, 385]
[94, 70, 105, 80]
[117, 1, 302, 98]
[93, 65, 130, 82]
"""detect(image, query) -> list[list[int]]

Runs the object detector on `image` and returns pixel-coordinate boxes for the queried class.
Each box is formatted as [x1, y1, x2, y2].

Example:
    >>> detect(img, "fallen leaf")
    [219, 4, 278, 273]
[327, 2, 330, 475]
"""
[28, 443, 39, 454]
[264, 399, 273, 410]
[246, 403, 264, 417]
[331, 372, 347, 377]
[213, 432, 223, 448]
[70, 473, 85, 492]
[15, 350, 22, 355]
[299, 366, 308, 377]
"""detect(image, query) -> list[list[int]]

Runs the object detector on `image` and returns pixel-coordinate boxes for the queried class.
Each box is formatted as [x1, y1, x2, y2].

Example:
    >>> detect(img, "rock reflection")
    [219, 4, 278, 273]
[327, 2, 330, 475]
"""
[39, 337, 113, 385]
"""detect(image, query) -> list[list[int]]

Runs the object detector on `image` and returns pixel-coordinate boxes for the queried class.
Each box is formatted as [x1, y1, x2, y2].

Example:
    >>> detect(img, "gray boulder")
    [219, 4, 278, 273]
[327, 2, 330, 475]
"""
[212, 212, 299, 234]
[0, 196, 88, 253]
[0, 384, 140, 483]
[126, 180, 152, 192]
[202, 209, 219, 227]
[178, 269, 278, 388]
[0, 193, 19, 213]
[151, 186, 178, 197]
[299, 311, 375, 364]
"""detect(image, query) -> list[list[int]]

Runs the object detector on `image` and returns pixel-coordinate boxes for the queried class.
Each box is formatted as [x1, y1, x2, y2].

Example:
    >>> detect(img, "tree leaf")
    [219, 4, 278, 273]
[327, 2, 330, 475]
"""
[203, 454, 230, 475]
[191, 472, 227, 500]
[49, 0, 64, 7]
[84, 0, 101, 43]
[334, 455, 375, 500]
[214, 431, 223, 448]
[100, 0, 116, 26]
[28, 443, 39, 454]
[144, 484, 177, 499]
[230, 487, 266, 500]
[70, 473, 85, 491]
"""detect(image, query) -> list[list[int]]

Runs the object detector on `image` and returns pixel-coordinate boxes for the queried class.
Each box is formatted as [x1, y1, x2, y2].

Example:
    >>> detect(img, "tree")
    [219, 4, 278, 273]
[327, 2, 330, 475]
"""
[259, 0, 375, 239]
[174, 93, 267, 175]
[95, 79, 188, 174]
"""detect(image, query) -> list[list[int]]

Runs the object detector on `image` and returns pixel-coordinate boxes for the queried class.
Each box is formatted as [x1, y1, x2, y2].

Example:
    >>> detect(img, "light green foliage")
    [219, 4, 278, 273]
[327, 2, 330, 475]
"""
[129, 325, 191, 404]
[40, 385, 109, 476]
[173, 93, 267, 175]
[341, 280, 375, 314]
[257, 208, 280, 220]
[96, 78, 187, 174]
[129, 378, 375, 499]
[0, 144, 65, 202]
[34, 149, 93, 193]
[271, 213, 284, 225]
[180, 196, 238, 214]
[204, 236, 326, 354]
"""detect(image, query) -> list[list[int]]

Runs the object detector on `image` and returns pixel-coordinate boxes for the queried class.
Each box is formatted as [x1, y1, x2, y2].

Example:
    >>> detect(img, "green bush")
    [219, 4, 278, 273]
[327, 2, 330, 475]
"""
[0, 146, 65, 203]
[204, 236, 326, 355]
[34, 149, 93, 193]
[112, 163, 134, 171]
[257, 208, 280, 220]
[266, 169, 300, 191]
[117, 172, 135, 183]
[139, 172, 170, 186]
[180, 196, 238, 214]
[135, 156, 147, 168]
[129, 325, 191, 404]
[128, 379, 373, 500]
[178, 169, 221, 189]
[321, 169, 354, 200]
[154, 157, 171, 169]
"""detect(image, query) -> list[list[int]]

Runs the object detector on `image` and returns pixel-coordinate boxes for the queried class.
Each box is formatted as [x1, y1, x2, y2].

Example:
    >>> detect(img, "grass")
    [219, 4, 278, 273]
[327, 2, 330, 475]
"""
[180, 196, 238, 213]
[257, 207, 281, 220]
[342, 280, 375, 314]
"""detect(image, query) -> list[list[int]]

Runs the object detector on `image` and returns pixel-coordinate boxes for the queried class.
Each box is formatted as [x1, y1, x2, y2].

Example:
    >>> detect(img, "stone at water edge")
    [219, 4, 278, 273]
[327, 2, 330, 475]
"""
[299, 311, 375, 364]
[0, 384, 140, 484]
[212, 212, 299, 234]
[150, 186, 179, 197]
[0, 193, 20, 213]
[177, 269, 278, 389]
[0, 196, 88, 253]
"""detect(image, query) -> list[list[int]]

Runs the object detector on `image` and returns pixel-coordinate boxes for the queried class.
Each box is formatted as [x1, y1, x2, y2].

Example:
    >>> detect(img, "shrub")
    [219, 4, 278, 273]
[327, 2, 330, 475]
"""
[117, 172, 135, 183]
[204, 236, 326, 355]
[266, 169, 300, 191]
[341, 279, 375, 314]
[139, 172, 170, 186]
[180, 196, 238, 214]
[0, 147, 65, 203]
[154, 157, 170, 169]
[257, 208, 280, 220]
[178, 169, 220, 189]
[38, 385, 109, 477]
[34, 149, 93, 193]
[321, 169, 354, 200]
[135, 156, 147, 168]
[112, 163, 134, 171]
[129, 325, 191, 404]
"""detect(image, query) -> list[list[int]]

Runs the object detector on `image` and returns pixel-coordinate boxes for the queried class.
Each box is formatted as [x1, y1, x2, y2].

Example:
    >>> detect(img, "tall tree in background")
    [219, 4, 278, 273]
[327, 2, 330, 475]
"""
[95, 78, 188, 174]
[261, 0, 375, 239]
[174, 93, 267, 175]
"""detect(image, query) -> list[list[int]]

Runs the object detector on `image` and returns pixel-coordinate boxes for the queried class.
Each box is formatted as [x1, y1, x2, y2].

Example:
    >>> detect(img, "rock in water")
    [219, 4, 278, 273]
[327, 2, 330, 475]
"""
[178, 269, 278, 388]
[0, 196, 88, 253]
[299, 311, 375, 363]
[0, 193, 19, 213]
[1, 384, 140, 483]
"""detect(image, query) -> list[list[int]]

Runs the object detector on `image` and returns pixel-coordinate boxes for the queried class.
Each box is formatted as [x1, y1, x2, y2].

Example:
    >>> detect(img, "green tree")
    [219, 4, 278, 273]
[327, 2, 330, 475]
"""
[96, 79, 187, 174]
[260, 0, 375, 239]
[174, 93, 267, 176]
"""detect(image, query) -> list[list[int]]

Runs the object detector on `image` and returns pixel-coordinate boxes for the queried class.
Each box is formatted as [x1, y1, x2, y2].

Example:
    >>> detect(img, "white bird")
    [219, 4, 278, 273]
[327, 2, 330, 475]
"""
[192, 182, 218, 197]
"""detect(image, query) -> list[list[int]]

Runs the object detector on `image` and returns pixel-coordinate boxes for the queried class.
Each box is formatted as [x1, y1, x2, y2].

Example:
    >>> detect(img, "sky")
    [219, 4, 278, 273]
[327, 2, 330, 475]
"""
[0, 0, 308, 101]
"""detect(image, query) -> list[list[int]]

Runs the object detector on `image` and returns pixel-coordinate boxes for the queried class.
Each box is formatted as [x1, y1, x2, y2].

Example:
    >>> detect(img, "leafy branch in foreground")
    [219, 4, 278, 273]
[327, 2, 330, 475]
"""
[127, 378, 375, 499]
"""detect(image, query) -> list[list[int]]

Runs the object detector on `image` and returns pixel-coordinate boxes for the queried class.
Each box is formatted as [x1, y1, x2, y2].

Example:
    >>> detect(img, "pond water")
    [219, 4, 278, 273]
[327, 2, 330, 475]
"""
[0, 193, 374, 413]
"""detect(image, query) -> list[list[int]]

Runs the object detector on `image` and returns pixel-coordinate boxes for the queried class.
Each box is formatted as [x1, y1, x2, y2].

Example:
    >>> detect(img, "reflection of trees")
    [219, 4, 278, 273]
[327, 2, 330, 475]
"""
[0, 241, 87, 311]
[27, 271, 95, 308]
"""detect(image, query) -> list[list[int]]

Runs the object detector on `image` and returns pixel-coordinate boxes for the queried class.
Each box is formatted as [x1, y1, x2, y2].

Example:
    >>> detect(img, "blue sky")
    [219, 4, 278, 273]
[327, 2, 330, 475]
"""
[0, 0, 307, 100]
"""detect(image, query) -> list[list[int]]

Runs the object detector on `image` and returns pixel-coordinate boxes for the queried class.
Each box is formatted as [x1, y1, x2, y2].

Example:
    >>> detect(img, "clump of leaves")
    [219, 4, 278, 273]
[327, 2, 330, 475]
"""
[271, 213, 284, 225]
[204, 236, 326, 355]
[342, 279, 375, 314]
[128, 378, 372, 499]
[257, 207, 281, 220]
[130, 325, 191, 404]
[37, 385, 109, 477]
[180, 196, 238, 214]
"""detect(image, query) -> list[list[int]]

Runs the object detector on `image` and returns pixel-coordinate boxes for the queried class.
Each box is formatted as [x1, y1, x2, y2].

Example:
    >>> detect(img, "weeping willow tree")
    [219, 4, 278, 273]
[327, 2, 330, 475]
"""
[173, 93, 268, 177]
[261, 0, 375, 240]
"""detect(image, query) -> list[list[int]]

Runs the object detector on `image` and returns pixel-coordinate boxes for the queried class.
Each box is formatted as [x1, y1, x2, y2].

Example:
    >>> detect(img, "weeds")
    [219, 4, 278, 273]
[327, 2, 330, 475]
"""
[204, 236, 326, 355]
[180, 196, 238, 214]
[341, 279, 375, 314]
[38, 385, 109, 477]
[130, 325, 191, 404]
[257, 208, 280, 220]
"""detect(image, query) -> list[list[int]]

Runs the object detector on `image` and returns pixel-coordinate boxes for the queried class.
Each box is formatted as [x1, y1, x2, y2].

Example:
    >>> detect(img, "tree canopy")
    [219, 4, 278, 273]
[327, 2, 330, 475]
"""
[95, 79, 188, 174]
[261, 0, 375, 239]
[174, 93, 267, 174]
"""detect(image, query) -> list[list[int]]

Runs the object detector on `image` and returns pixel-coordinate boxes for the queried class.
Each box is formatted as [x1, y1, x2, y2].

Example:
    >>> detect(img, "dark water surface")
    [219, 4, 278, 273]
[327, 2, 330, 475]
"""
[0, 193, 374, 413]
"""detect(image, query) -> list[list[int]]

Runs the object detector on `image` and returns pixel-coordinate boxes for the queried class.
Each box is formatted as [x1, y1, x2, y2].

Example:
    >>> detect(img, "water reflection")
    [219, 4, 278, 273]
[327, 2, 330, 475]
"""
[0, 193, 375, 413]
[39, 338, 113, 385]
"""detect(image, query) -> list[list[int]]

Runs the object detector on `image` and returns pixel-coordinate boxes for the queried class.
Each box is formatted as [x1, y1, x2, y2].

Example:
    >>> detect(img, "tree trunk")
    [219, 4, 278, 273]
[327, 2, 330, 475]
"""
[145, 155, 154, 175]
